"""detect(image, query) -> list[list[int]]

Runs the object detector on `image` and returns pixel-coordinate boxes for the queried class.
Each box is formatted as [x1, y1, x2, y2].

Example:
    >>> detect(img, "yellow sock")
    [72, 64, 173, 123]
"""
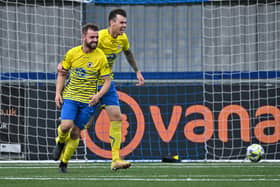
[61, 137, 80, 163]
[109, 121, 122, 161]
[56, 125, 69, 143]
[59, 131, 71, 161]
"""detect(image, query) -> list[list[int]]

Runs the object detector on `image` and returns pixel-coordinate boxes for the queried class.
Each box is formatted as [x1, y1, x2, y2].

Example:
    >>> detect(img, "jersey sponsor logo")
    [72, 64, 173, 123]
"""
[106, 53, 117, 66]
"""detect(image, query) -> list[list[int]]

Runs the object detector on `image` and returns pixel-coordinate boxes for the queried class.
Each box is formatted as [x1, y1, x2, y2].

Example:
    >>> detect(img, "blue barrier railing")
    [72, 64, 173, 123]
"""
[1, 71, 280, 80]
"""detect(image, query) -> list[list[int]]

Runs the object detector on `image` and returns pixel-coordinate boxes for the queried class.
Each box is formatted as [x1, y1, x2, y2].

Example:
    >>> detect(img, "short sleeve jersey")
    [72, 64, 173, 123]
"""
[61, 45, 111, 103]
[97, 29, 130, 84]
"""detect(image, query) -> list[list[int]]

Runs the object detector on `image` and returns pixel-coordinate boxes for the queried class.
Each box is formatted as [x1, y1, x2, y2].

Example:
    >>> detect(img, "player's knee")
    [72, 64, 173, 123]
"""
[60, 125, 71, 133]
[60, 120, 74, 132]
[70, 126, 80, 139]
[106, 106, 122, 121]
[110, 113, 122, 121]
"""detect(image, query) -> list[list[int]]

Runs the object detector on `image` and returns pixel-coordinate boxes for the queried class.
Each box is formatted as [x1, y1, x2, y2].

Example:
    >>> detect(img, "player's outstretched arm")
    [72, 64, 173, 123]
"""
[135, 70, 144, 86]
[124, 49, 144, 86]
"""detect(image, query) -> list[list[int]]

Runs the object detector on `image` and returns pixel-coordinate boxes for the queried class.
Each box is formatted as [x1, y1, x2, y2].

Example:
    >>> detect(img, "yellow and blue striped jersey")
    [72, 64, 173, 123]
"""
[97, 29, 130, 84]
[61, 45, 111, 103]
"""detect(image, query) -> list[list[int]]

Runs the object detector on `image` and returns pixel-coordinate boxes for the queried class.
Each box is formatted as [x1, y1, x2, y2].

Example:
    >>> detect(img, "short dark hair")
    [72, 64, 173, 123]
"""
[108, 9, 127, 22]
[82, 23, 99, 34]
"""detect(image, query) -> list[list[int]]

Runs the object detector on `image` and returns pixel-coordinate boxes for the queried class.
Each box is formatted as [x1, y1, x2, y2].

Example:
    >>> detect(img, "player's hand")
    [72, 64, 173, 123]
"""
[55, 94, 63, 108]
[57, 63, 68, 76]
[136, 71, 144, 86]
[89, 94, 100, 106]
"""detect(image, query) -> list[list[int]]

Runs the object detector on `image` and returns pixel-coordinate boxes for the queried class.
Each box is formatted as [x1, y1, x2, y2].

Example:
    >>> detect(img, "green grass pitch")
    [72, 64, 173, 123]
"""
[1, 162, 280, 187]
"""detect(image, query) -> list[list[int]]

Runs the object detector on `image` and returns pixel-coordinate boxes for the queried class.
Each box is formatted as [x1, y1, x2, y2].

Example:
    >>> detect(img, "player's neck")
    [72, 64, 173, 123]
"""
[108, 27, 119, 38]
[82, 46, 93, 53]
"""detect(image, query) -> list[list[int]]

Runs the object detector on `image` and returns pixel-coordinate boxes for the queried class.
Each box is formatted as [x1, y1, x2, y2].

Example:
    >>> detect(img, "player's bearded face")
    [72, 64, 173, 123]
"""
[85, 38, 97, 49]
[84, 30, 98, 49]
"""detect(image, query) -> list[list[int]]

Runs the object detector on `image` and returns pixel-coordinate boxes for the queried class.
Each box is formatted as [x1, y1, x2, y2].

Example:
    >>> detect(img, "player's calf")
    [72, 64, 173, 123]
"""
[52, 142, 65, 161]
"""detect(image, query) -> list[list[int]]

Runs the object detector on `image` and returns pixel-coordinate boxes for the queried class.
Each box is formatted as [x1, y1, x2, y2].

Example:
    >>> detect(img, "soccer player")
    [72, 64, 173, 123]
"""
[57, 9, 144, 171]
[53, 23, 111, 173]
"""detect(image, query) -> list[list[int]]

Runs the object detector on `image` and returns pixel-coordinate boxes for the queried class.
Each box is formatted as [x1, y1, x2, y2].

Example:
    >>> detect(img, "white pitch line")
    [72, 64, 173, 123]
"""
[0, 165, 279, 169]
[1, 177, 280, 182]
[2, 174, 280, 178]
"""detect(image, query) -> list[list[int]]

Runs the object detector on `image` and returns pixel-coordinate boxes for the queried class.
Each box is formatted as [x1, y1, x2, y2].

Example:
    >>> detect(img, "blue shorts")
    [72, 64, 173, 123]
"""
[98, 81, 119, 106]
[60, 99, 97, 130]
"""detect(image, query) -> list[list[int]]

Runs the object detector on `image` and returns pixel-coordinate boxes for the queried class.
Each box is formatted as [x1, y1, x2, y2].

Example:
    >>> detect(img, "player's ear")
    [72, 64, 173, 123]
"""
[109, 19, 115, 26]
[81, 32, 87, 41]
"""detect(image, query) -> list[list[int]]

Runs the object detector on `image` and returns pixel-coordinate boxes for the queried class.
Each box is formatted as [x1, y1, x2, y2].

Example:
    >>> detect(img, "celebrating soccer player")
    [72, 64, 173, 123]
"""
[53, 23, 111, 173]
